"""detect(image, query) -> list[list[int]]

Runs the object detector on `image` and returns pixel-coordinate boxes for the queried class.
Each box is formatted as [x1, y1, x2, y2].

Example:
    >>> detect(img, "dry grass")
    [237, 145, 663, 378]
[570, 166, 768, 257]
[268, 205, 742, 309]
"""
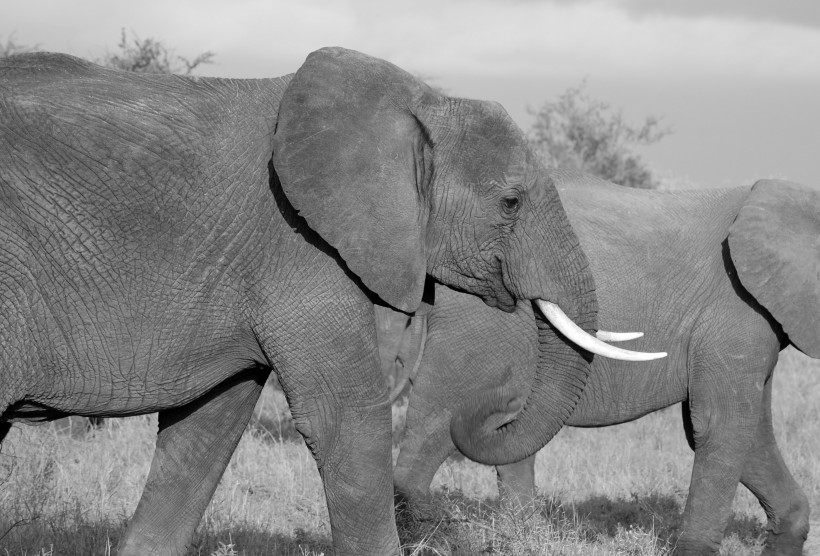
[417, 347, 820, 555]
[1, 348, 818, 555]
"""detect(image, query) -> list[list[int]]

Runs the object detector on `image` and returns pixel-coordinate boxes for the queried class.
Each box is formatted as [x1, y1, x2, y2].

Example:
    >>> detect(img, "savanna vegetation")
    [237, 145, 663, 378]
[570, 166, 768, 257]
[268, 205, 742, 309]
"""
[94, 29, 214, 75]
[0, 343, 817, 555]
[0, 307, 817, 554]
[527, 80, 671, 189]
[2, 32, 816, 556]
[0, 30, 213, 75]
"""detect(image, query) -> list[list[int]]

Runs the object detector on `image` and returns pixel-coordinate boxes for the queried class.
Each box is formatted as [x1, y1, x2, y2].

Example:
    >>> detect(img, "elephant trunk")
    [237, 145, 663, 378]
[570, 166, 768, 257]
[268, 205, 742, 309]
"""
[449, 172, 662, 465]
[450, 300, 593, 465]
[450, 177, 597, 465]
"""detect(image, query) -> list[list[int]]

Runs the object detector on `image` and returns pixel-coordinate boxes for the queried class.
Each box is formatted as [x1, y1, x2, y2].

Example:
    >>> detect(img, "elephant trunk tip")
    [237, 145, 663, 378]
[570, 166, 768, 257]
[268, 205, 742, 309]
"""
[450, 387, 530, 466]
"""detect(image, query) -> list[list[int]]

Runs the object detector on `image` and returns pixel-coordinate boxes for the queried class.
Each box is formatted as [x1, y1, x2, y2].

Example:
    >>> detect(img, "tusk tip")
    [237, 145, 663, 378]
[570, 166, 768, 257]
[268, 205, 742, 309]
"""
[596, 330, 644, 342]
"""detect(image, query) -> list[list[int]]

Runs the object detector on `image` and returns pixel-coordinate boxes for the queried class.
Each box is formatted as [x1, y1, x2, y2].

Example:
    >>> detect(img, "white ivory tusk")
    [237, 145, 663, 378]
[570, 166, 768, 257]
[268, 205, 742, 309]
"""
[596, 330, 643, 342]
[536, 300, 667, 361]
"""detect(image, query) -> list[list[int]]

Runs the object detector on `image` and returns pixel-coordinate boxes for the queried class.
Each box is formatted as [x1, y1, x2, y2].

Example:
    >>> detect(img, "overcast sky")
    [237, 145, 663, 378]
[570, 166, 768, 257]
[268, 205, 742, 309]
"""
[3, 0, 819, 187]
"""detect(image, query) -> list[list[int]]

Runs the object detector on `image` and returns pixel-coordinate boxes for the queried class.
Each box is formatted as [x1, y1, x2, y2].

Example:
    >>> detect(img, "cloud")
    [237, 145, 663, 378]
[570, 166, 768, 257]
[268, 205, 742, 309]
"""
[618, 0, 820, 30]
[4, 0, 820, 82]
[363, 0, 820, 81]
[202, 0, 820, 83]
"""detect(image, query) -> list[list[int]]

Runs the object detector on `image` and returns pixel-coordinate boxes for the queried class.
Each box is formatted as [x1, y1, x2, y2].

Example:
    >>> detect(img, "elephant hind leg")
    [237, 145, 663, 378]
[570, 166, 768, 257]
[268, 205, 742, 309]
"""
[118, 365, 269, 556]
[740, 379, 809, 556]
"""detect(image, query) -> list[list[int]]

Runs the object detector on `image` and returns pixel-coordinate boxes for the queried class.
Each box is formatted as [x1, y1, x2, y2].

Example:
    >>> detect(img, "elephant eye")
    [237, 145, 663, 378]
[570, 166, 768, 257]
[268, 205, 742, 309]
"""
[501, 195, 520, 215]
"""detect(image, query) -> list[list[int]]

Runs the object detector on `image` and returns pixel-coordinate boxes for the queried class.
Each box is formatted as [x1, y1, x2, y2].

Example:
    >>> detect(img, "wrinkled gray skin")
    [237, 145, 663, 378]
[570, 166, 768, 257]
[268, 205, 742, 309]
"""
[395, 172, 820, 556]
[0, 49, 598, 555]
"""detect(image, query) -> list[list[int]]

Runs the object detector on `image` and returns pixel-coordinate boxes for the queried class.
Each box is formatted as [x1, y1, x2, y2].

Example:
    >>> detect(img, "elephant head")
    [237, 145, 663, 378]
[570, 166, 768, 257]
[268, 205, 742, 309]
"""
[273, 48, 662, 467]
[273, 49, 661, 339]
[273, 47, 586, 317]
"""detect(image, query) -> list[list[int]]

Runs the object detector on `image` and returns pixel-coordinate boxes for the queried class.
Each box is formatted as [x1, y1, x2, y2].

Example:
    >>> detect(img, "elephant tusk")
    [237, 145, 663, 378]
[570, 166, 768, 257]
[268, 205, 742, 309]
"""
[596, 330, 643, 342]
[536, 300, 666, 361]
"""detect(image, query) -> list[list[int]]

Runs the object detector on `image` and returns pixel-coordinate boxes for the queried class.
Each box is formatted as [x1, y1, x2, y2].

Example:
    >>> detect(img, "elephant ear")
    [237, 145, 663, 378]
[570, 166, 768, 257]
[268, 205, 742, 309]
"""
[728, 179, 820, 358]
[272, 47, 438, 313]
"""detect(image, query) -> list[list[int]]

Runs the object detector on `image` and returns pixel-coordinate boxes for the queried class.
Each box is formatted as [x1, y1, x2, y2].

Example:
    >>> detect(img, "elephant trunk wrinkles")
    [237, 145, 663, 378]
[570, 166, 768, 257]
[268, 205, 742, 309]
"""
[451, 180, 597, 465]
[450, 308, 592, 465]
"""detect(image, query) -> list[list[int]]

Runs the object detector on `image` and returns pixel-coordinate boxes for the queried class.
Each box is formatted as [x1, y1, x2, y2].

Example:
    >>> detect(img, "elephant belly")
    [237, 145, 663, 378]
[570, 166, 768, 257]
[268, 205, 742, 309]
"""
[566, 355, 688, 427]
[4, 318, 265, 421]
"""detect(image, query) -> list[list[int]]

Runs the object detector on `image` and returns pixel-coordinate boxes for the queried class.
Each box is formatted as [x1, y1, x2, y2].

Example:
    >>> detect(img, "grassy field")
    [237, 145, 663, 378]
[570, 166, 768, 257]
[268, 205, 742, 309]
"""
[0, 346, 818, 555]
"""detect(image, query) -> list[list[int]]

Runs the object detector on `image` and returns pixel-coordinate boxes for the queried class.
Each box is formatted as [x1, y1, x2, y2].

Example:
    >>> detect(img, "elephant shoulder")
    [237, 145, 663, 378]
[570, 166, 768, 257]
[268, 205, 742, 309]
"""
[728, 179, 820, 358]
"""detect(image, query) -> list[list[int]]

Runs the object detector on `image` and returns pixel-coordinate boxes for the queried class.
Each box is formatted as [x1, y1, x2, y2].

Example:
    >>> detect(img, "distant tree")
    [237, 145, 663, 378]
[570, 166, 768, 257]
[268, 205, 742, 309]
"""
[0, 33, 38, 58]
[528, 80, 671, 189]
[414, 73, 448, 95]
[96, 28, 214, 75]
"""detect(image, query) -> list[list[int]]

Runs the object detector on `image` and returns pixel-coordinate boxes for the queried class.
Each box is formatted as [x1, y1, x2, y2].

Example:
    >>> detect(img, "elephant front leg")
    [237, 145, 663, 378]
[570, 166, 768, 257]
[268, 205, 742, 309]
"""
[118, 367, 269, 556]
[269, 302, 400, 556]
[312, 394, 396, 556]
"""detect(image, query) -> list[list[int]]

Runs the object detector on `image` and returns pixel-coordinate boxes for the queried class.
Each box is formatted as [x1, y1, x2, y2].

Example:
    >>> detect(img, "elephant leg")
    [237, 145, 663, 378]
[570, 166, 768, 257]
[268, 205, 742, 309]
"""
[268, 305, 399, 556]
[677, 344, 773, 555]
[118, 367, 268, 556]
[740, 378, 809, 556]
[496, 455, 537, 511]
[394, 408, 456, 514]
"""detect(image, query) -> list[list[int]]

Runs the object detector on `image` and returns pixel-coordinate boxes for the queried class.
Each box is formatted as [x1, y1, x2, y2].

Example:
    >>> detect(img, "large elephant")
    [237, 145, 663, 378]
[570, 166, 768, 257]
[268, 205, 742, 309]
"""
[394, 172, 820, 555]
[0, 49, 659, 555]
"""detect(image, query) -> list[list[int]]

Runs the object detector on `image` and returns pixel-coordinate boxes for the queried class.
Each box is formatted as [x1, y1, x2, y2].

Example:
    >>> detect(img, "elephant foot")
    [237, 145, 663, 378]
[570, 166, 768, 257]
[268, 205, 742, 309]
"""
[760, 524, 808, 556]
[673, 546, 719, 556]
[673, 534, 720, 556]
[761, 538, 805, 556]
[759, 497, 810, 556]
[395, 489, 450, 523]
[395, 488, 468, 550]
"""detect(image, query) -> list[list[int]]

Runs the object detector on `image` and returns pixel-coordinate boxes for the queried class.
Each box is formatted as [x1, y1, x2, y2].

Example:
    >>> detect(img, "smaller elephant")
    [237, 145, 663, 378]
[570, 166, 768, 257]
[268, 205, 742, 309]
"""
[395, 173, 820, 556]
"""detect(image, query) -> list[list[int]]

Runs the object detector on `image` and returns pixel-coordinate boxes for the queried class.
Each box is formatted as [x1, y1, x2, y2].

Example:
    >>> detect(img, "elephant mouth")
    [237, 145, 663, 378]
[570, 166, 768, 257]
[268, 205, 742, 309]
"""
[483, 280, 518, 313]
[467, 255, 517, 313]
